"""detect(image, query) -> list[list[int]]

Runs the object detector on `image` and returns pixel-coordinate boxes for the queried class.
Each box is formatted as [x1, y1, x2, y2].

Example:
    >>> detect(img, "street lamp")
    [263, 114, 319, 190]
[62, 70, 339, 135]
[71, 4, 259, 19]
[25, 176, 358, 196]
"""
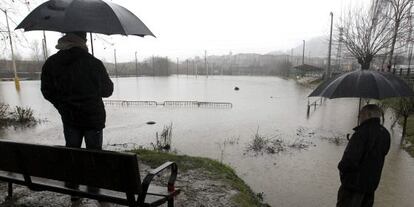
[1, 8, 20, 90]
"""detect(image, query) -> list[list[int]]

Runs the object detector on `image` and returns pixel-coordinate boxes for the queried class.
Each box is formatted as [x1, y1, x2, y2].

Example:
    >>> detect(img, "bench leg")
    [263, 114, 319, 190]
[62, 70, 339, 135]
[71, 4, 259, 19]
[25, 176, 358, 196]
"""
[168, 198, 174, 207]
[126, 193, 136, 207]
[6, 182, 13, 200]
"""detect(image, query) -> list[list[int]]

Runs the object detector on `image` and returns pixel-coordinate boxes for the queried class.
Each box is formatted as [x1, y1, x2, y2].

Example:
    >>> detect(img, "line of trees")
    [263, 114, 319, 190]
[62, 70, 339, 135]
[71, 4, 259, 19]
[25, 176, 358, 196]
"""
[340, 0, 413, 71]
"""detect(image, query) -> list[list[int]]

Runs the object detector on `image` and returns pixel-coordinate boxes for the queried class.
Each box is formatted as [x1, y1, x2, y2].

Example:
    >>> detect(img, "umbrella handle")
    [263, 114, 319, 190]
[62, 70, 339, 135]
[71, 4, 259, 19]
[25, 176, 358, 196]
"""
[90, 33, 94, 56]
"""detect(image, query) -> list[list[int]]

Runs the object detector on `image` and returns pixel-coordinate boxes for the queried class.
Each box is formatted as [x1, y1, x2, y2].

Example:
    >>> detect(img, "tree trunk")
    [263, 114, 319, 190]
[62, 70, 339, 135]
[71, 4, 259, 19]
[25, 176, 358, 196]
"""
[361, 61, 371, 70]
[401, 115, 408, 145]
[388, 20, 401, 72]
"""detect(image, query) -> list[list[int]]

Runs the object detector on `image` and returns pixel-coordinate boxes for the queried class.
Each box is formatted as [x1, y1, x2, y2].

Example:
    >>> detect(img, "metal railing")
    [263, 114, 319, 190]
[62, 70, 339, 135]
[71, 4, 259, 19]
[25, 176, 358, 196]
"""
[393, 67, 414, 88]
[104, 100, 157, 107]
[103, 100, 233, 109]
[306, 97, 324, 118]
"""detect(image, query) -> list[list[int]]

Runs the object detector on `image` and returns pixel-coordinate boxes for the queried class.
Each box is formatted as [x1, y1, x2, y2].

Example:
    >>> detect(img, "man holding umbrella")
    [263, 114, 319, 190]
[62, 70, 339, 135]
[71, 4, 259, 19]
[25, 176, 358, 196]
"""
[337, 104, 390, 207]
[40, 32, 113, 202]
[41, 31, 113, 150]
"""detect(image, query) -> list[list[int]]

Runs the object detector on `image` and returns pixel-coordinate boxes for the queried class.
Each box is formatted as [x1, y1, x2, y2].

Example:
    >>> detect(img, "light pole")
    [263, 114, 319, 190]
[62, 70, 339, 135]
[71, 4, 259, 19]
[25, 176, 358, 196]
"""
[135, 51, 138, 76]
[2, 9, 20, 90]
[302, 40, 306, 65]
[114, 49, 118, 78]
[176, 58, 179, 76]
[205, 50, 208, 78]
[327, 12, 334, 80]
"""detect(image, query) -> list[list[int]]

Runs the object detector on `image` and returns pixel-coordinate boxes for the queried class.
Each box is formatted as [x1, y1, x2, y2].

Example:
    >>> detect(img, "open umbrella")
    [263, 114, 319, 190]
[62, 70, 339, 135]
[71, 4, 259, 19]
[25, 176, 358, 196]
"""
[15, 0, 155, 54]
[308, 70, 414, 124]
[309, 70, 414, 99]
[15, 0, 154, 37]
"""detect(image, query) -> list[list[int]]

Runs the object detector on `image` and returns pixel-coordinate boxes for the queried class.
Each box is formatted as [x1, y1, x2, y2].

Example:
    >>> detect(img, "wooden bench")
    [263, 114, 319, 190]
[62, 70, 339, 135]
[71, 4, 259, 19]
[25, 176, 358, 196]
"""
[0, 140, 180, 207]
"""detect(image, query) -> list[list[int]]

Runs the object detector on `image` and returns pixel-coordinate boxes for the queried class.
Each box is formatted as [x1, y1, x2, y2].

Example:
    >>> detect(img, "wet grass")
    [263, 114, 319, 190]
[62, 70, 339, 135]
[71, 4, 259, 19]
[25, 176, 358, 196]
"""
[130, 149, 270, 207]
[245, 128, 313, 156]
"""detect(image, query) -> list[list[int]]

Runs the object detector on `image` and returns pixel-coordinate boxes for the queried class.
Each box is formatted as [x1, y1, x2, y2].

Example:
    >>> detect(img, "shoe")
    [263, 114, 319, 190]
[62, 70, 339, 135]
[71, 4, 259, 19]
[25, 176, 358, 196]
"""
[71, 195, 81, 202]
[70, 197, 82, 207]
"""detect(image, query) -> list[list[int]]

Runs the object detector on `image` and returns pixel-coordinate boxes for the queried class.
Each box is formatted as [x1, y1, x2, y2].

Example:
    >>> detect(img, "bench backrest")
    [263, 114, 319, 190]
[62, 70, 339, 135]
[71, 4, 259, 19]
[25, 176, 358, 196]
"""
[0, 140, 142, 193]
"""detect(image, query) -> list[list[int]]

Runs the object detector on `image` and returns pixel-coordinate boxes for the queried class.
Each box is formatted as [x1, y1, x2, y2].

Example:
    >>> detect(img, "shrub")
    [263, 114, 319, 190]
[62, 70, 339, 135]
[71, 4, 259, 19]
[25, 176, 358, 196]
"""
[11, 106, 36, 123]
[151, 123, 173, 152]
[0, 103, 10, 120]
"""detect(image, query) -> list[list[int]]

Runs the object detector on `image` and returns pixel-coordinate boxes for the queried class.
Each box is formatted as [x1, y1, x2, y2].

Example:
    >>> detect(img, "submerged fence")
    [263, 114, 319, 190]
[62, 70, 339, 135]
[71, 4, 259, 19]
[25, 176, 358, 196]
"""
[103, 100, 233, 109]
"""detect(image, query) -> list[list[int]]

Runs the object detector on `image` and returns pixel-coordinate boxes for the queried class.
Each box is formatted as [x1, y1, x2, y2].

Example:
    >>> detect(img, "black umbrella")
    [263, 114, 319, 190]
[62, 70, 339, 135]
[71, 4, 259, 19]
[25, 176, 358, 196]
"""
[309, 70, 414, 99]
[15, 0, 155, 37]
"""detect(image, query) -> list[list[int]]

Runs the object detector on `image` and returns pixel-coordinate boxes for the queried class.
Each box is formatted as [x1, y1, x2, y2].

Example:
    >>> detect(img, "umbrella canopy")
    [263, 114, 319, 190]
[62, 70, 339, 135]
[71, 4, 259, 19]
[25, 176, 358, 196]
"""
[15, 0, 154, 37]
[308, 70, 414, 99]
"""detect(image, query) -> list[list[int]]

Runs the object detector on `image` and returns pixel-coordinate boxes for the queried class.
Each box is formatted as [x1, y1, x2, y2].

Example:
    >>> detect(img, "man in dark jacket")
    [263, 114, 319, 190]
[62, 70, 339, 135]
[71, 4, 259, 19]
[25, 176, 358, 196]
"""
[337, 104, 390, 207]
[41, 32, 113, 150]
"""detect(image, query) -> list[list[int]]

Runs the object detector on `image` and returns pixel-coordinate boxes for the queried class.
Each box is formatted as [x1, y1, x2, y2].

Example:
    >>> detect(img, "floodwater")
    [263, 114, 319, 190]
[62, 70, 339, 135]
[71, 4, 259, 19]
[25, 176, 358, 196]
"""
[1, 76, 414, 207]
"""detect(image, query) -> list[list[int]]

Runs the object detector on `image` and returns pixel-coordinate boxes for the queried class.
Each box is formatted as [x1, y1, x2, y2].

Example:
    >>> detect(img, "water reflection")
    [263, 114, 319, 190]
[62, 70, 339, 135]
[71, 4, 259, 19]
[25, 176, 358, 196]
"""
[0, 76, 413, 207]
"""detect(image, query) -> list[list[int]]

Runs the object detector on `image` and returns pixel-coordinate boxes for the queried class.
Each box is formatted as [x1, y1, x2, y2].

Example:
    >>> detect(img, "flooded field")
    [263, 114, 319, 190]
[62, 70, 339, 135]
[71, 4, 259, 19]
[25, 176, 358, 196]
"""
[1, 76, 414, 207]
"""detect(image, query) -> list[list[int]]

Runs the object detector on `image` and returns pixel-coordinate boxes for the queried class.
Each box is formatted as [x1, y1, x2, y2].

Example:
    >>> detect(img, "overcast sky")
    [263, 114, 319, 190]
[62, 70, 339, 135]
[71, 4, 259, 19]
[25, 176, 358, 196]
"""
[4, 0, 371, 62]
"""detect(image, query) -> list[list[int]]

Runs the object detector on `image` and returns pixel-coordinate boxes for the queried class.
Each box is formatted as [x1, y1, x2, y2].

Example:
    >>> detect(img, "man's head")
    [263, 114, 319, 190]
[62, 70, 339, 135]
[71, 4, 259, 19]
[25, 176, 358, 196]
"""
[55, 32, 88, 51]
[359, 104, 382, 124]
[69, 32, 87, 41]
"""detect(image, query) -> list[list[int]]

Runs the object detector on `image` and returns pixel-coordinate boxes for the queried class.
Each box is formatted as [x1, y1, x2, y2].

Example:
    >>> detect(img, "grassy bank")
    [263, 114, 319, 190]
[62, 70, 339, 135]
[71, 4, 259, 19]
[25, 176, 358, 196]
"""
[403, 116, 414, 157]
[131, 149, 269, 207]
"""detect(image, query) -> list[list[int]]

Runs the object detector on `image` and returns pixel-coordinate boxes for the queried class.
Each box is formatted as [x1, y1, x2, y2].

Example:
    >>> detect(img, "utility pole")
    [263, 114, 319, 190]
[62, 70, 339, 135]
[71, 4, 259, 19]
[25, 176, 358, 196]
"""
[336, 27, 344, 72]
[195, 61, 198, 78]
[205, 50, 208, 78]
[114, 49, 118, 78]
[166, 56, 169, 76]
[327, 12, 334, 80]
[186, 60, 189, 77]
[2, 9, 19, 90]
[152, 56, 155, 77]
[135, 51, 138, 77]
[176, 58, 179, 76]
[42, 31, 48, 60]
[302, 40, 306, 65]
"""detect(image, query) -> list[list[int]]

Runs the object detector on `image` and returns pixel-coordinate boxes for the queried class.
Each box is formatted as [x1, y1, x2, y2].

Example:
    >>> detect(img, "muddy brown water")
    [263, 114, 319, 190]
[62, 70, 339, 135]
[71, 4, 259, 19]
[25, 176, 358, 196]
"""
[1, 76, 413, 207]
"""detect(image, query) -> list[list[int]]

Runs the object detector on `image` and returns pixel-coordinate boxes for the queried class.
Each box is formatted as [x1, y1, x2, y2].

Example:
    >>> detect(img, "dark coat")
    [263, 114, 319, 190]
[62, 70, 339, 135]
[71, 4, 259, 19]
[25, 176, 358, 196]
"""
[338, 118, 390, 193]
[41, 47, 113, 129]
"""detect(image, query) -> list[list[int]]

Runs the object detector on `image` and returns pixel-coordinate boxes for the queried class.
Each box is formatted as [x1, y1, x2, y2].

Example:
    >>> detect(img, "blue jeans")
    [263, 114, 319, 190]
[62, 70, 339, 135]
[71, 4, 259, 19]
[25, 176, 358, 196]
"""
[63, 124, 103, 150]
[63, 124, 103, 194]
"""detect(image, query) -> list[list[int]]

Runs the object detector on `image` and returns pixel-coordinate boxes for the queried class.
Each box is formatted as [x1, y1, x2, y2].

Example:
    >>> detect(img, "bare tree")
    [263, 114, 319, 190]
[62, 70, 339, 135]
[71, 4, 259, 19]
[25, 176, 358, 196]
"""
[0, 0, 43, 60]
[30, 40, 42, 62]
[340, 5, 394, 70]
[386, 0, 413, 71]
